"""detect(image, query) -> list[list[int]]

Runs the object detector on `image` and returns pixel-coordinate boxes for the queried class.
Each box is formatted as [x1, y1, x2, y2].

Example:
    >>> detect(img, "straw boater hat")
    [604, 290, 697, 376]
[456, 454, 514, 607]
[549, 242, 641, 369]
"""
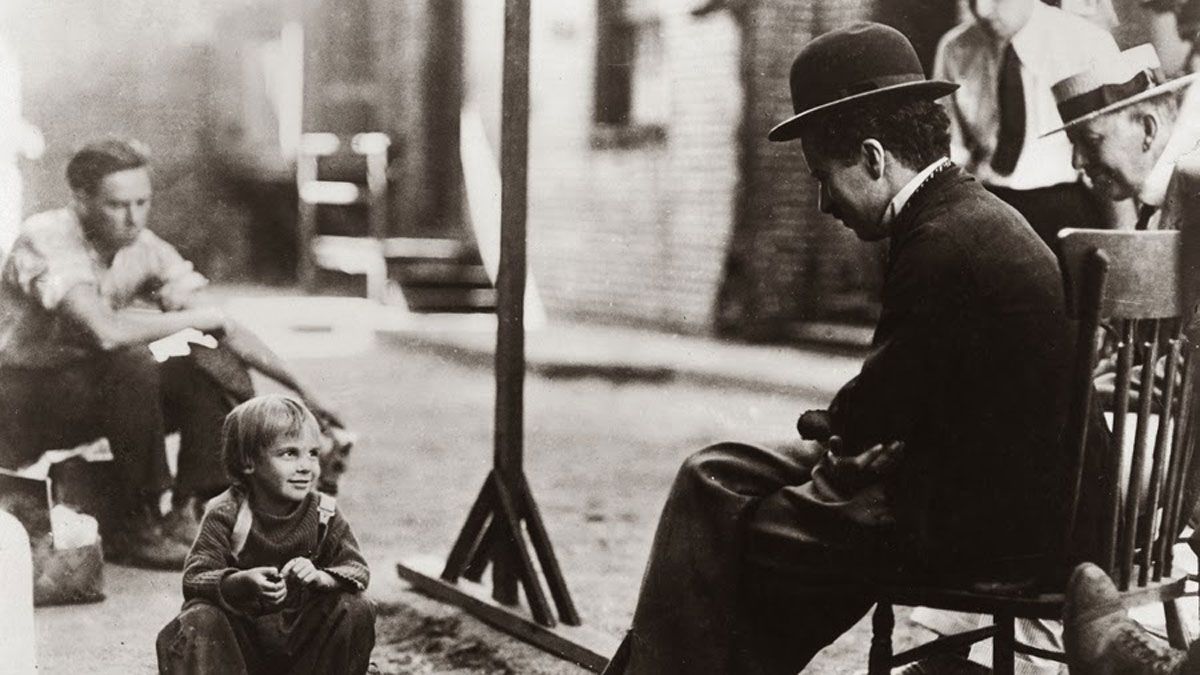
[768, 22, 958, 143]
[1044, 44, 1200, 136]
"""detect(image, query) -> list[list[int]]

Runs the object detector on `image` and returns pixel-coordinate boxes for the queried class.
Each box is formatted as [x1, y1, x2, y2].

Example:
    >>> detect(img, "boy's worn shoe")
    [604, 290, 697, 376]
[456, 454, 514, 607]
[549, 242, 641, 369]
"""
[102, 508, 190, 570]
[1064, 563, 1186, 674]
[161, 498, 201, 546]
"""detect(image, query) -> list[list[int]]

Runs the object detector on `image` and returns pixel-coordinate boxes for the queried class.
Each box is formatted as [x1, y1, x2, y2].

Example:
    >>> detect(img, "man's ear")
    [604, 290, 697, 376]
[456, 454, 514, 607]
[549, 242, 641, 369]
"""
[1142, 113, 1160, 151]
[861, 139, 886, 180]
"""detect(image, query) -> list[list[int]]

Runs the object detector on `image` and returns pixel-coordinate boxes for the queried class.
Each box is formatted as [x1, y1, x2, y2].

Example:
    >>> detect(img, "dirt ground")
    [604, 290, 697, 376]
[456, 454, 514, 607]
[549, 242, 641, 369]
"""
[31, 323, 934, 673]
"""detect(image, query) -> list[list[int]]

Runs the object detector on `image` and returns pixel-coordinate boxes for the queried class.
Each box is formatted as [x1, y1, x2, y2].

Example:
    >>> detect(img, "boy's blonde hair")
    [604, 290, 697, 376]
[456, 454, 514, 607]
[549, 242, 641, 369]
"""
[222, 394, 321, 483]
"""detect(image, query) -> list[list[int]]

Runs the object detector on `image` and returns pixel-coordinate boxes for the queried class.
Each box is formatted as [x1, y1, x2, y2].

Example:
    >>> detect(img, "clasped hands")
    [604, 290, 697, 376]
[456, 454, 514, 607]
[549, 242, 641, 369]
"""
[221, 557, 339, 611]
[798, 409, 905, 491]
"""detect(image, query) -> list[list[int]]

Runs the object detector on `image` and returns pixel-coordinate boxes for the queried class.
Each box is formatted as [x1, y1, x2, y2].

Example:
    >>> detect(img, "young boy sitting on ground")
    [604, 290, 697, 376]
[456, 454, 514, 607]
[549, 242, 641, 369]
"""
[156, 395, 375, 674]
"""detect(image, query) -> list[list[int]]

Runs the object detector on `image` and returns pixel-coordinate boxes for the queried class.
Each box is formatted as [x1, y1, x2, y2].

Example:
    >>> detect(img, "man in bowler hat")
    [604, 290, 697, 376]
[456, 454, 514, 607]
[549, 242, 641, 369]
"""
[602, 23, 1077, 674]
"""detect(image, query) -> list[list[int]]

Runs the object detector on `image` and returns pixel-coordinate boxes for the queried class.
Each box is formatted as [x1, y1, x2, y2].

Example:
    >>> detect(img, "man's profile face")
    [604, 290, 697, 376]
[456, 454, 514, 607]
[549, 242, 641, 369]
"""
[76, 167, 152, 252]
[1066, 114, 1150, 202]
[970, 0, 1035, 42]
[800, 139, 888, 241]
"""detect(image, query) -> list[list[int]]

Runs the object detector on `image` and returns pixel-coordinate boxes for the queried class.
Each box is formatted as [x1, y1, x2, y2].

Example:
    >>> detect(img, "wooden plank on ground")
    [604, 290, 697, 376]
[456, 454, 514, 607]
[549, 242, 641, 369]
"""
[396, 556, 615, 673]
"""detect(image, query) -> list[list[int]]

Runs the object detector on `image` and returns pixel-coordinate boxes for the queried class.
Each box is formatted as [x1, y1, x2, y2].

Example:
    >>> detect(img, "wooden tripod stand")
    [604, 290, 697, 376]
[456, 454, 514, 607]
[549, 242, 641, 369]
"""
[396, 1, 591, 656]
[440, 468, 580, 627]
[437, 0, 579, 627]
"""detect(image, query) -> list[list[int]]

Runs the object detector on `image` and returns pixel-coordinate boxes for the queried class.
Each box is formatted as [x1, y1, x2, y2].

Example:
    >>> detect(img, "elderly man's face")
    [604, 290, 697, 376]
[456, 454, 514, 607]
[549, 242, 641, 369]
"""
[970, 0, 1036, 42]
[800, 139, 890, 241]
[76, 167, 152, 253]
[1067, 113, 1154, 202]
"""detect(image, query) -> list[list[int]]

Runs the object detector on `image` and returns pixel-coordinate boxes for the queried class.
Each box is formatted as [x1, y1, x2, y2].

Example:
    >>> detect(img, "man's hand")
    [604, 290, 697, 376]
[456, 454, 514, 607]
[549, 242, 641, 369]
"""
[796, 409, 832, 442]
[820, 436, 905, 490]
[221, 566, 287, 607]
[281, 557, 339, 590]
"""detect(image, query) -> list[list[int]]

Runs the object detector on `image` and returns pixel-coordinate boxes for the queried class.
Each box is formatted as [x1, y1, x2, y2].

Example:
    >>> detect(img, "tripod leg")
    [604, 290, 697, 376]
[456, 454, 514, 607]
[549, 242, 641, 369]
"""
[493, 474, 554, 626]
[519, 476, 580, 625]
[442, 476, 496, 582]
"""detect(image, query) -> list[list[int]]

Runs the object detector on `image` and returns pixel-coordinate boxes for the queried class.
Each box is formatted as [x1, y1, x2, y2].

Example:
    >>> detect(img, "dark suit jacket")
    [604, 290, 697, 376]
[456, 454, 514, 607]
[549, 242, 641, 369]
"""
[828, 164, 1075, 571]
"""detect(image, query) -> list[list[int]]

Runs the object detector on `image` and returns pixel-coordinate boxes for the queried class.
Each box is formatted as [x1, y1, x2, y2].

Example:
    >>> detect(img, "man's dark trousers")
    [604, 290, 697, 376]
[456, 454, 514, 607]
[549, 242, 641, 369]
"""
[0, 348, 235, 532]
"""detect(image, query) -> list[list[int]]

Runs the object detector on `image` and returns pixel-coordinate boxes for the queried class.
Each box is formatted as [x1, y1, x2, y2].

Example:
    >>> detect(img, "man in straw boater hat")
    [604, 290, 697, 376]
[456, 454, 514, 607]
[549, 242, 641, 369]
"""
[1048, 43, 1200, 229]
[602, 22, 1079, 674]
[1043, 44, 1200, 675]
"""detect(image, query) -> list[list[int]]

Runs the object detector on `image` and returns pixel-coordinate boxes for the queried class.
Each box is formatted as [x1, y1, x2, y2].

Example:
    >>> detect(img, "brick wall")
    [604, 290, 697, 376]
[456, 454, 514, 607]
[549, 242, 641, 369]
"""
[718, 0, 958, 340]
[466, 0, 742, 332]
[463, 0, 961, 336]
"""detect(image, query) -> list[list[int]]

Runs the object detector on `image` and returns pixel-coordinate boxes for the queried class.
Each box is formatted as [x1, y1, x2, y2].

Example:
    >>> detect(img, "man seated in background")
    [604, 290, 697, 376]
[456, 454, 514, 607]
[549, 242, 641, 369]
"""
[0, 139, 342, 569]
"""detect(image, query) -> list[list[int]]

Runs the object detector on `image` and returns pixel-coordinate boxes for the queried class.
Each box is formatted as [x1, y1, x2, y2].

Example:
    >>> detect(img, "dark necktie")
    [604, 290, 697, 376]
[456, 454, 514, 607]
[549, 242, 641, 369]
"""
[991, 44, 1025, 176]
[1135, 204, 1157, 231]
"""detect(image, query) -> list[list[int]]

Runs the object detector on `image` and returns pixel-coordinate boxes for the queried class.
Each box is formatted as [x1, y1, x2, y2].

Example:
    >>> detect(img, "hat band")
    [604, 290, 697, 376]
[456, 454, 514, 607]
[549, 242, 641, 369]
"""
[1056, 68, 1164, 125]
[801, 73, 926, 113]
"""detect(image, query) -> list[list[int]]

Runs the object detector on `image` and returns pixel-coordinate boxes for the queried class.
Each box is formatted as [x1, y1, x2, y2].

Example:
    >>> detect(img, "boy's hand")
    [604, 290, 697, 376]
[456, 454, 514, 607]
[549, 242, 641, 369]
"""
[281, 557, 339, 590]
[222, 566, 287, 607]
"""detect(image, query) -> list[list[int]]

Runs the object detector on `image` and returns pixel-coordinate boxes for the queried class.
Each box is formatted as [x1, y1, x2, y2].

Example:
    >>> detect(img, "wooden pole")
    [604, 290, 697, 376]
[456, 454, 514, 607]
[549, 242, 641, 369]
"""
[491, 0, 530, 608]
[495, 0, 529, 487]
[418, 0, 580, 633]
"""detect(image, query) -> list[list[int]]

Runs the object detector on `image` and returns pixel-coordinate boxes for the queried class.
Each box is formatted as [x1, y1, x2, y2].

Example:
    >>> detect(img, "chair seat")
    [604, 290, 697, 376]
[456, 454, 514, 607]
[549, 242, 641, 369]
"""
[777, 575, 1192, 620]
[876, 575, 1191, 619]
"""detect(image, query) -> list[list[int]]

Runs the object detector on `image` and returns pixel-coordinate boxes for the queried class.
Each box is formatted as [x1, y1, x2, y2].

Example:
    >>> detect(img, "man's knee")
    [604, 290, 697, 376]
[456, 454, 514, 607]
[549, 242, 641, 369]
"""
[677, 442, 778, 482]
[680, 442, 745, 477]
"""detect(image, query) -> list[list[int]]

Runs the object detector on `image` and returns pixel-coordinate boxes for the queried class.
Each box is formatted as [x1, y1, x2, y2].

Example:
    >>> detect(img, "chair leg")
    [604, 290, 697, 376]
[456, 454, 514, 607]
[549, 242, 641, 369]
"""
[993, 614, 1015, 675]
[1165, 599, 1193, 649]
[869, 602, 894, 674]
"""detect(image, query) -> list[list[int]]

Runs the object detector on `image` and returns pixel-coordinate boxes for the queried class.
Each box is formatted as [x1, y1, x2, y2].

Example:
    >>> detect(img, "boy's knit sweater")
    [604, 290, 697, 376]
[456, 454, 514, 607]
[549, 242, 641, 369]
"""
[182, 487, 370, 611]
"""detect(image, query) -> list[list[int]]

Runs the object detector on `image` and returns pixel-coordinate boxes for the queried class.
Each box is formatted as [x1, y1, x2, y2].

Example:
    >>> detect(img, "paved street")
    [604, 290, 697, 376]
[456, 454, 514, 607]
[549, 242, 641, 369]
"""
[29, 295, 938, 673]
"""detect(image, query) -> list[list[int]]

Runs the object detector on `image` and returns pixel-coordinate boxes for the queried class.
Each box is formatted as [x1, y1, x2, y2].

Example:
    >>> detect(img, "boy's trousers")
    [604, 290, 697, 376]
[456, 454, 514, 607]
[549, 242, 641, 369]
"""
[156, 592, 376, 675]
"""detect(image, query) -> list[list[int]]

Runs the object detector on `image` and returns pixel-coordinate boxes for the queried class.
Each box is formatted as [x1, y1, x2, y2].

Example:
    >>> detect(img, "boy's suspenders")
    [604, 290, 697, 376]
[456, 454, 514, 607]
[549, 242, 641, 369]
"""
[316, 493, 337, 543]
[229, 492, 337, 558]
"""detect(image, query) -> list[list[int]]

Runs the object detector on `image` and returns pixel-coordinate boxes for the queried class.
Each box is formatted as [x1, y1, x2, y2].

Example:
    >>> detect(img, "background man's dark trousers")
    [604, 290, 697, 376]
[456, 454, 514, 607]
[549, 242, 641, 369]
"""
[0, 347, 237, 534]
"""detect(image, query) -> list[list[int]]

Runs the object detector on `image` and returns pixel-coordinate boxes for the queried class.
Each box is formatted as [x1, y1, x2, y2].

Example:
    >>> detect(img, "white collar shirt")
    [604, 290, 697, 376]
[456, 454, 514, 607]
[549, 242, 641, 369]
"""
[933, 2, 1118, 190]
[880, 158, 950, 228]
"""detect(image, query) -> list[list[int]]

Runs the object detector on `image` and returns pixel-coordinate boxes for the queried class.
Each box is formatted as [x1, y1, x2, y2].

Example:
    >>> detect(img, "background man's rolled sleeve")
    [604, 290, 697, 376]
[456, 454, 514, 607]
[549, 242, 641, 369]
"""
[7, 235, 97, 310]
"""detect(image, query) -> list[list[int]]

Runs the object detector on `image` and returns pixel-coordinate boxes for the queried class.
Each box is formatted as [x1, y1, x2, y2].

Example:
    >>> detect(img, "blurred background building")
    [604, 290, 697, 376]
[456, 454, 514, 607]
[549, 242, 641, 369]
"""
[0, 0, 1164, 343]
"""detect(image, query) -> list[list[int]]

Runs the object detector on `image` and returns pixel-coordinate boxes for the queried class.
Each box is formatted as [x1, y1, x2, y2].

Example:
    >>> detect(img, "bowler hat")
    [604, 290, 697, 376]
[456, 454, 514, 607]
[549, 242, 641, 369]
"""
[768, 22, 957, 143]
[1044, 44, 1198, 136]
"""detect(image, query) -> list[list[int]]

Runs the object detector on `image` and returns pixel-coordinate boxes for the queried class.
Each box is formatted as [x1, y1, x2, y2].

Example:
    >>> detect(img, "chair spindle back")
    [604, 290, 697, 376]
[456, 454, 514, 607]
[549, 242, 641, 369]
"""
[1059, 229, 1196, 591]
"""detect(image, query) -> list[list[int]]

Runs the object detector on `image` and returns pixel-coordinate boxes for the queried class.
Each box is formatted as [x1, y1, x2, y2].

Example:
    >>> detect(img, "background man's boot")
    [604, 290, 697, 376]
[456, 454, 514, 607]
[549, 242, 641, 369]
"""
[1064, 563, 1186, 674]
[160, 495, 202, 546]
[102, 504, 189, 570]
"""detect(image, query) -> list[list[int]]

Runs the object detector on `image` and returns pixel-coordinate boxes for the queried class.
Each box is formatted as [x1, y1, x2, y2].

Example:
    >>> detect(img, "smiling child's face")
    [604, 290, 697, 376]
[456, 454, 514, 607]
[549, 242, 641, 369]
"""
[248, 425, 322, 514]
